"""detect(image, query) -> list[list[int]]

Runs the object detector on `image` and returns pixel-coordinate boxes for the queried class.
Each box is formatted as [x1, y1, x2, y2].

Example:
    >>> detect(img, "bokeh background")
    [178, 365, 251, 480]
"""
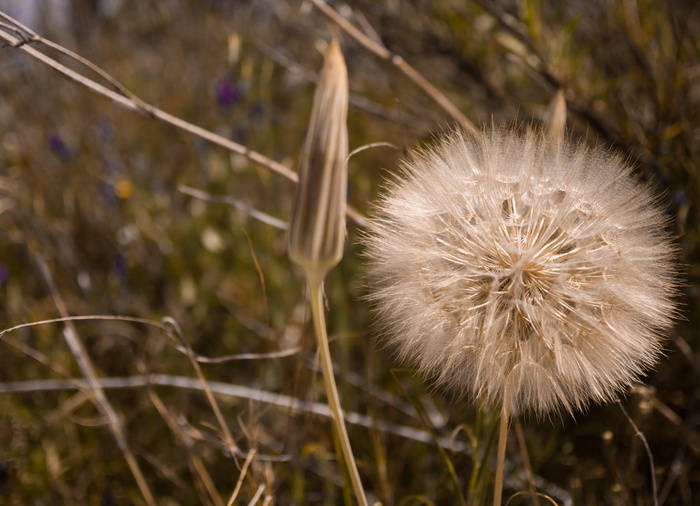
[0, 0, 698, 504]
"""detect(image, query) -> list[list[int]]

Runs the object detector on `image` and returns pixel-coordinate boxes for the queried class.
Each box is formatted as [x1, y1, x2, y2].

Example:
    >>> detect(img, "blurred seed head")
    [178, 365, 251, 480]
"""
[545, 89, 567, 140]
[288, 40, 349, 279]
[365, 128, 678, 417]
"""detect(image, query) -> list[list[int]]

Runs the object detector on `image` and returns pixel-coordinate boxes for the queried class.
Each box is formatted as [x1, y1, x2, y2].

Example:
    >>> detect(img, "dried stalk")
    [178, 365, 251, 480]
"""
[308, 0, 476, 132]
[493, 407, 509, 506]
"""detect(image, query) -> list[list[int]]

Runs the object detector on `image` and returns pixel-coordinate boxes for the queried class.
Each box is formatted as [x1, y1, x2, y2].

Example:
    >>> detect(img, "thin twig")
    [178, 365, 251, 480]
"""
[178, 185, 288, 230]
[148, 388, 224, 506]
[0, 374, 467, 452]
[307, 0, 476, 132]
[161, 317, 240, 462]
[226, 449, 257, 506]
[671, 332, 700, 377]
[44, 391, 89, 428]
[0, 314, 300, 364]
[651, 397, 700, 451]
[504, 491, 559, 506]
[180, 347, 300, 364]
[391, 370, 466, 506]
[0, 19, 292, 179]
[1, 331, 72, 378]
[618, 401, 659, 506]
[0, 314, 171, 338]
[255, 40, 416, 127]
[247, 484, 266, 506]
[470, 0, 627, 149]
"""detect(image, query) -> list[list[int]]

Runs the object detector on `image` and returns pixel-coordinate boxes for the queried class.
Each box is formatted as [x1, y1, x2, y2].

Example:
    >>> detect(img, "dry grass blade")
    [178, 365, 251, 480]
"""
[33, 255, 157, 506]
[0, 17, 294, 180]
[0, 375, 461, 450]
[226, 449, 257, 506]
[161, 317, 240, 462]
[618, 401, 659, 506]
[504, 492, 559, 505]
[148, 389, 224, 506]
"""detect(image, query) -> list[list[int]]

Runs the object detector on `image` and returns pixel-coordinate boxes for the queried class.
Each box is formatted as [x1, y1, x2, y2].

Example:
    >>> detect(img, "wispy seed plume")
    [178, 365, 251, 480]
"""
[365, 128, 678, 418]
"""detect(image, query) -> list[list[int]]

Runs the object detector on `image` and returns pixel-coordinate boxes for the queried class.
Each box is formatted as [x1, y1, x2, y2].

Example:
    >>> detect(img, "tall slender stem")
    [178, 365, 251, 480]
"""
[493, 406, 509, 506]
[308, 276, 368, 506]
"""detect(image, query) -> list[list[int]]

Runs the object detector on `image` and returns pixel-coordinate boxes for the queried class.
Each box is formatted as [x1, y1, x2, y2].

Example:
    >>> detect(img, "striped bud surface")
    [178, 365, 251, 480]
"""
[288, 39, 349, 279]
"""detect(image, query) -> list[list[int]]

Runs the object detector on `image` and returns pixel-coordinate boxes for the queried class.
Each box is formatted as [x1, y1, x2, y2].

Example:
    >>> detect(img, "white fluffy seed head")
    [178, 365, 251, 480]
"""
[365, 129, 678, 417]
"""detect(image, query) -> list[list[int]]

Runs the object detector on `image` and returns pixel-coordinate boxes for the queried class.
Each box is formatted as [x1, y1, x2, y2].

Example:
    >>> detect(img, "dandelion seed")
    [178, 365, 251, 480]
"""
[365, 128, 678, 418]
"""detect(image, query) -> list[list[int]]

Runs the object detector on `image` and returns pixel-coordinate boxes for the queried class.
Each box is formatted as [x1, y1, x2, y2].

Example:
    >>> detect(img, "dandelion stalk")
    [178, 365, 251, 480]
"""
[308, 273, 367, 506]
[288, 40, 368, 505]
[493, 407, 509, 505]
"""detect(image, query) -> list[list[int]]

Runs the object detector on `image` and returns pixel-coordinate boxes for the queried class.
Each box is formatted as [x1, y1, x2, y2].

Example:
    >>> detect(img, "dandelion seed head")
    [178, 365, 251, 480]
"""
[365, 129, 678, 417]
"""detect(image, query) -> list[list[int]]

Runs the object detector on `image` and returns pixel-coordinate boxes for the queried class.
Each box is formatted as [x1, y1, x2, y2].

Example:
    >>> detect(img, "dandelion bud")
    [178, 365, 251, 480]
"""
[288, 40, 349, 278]
[545, 89, 567, 139]
[365, 129, 678, 417]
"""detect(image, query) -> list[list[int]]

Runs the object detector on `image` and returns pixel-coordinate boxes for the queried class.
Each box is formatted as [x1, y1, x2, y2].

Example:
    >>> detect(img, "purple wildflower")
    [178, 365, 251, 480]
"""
[48, 132, 71, 160]
[216, 78, 239, 109]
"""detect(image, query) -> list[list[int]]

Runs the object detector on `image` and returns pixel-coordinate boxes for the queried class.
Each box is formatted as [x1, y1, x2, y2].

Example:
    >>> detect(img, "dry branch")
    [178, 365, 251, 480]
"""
[0, 11, 370, 227]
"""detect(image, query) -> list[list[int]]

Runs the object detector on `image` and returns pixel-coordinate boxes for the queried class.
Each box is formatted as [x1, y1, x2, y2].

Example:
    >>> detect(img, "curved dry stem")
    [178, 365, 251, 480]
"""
[618, 401, 658, 506]
[308, 0, 476, 132]
[504, 491, 559, 506]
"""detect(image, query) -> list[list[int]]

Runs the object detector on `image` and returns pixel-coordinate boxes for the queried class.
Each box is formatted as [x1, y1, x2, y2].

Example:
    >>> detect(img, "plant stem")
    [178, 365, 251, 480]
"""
[308, 276, 368, 506]
[493, 406, 509, 506]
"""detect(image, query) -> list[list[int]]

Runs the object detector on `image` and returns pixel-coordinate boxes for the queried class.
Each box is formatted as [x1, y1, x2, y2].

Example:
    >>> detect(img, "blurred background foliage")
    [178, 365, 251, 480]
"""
[0, 0, 698, 504]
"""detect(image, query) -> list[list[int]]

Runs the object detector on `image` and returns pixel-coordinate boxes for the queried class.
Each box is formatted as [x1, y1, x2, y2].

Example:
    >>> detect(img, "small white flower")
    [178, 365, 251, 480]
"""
[365, 129, 678, 416]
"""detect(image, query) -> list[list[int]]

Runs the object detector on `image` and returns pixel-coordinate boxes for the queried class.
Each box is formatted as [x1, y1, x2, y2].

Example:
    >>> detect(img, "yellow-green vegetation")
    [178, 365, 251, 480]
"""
[0, 1, 698, 504]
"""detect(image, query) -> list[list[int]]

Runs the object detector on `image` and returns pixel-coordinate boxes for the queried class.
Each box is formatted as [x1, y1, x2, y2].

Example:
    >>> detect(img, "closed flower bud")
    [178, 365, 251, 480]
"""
[365, 128, 678, 417]
[545, 89, 567, 139]
[288, 39, 349, 278]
